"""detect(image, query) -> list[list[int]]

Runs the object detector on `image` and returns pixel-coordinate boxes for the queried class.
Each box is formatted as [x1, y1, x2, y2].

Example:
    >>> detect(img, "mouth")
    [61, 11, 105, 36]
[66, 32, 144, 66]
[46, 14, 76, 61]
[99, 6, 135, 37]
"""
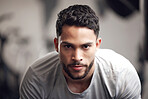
[71, 65, 84, 71]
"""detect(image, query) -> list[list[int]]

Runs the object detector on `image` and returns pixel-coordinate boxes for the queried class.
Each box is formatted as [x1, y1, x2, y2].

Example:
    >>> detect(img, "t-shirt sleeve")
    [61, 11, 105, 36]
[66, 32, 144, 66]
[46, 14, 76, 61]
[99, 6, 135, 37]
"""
[19, 67, 43, 99]
[96, 49, 141, 99]
[116, 63, 141, 99]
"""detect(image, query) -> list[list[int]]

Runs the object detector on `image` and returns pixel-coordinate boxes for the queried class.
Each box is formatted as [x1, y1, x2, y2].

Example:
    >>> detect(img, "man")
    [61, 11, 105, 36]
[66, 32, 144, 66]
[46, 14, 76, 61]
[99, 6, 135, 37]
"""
[19, 4, 141, 99]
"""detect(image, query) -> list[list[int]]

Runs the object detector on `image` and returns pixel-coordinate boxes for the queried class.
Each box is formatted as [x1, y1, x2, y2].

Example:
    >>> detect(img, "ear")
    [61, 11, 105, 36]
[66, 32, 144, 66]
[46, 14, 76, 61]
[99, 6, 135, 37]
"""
[54, 38, 58, 52]
[96, 38, 101, 48]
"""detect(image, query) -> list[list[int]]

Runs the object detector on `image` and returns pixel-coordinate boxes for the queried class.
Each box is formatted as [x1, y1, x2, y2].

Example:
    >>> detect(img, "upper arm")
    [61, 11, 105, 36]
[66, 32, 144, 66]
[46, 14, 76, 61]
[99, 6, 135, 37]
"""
[19, 67, 43, 99]
[116, 66, 141, 99]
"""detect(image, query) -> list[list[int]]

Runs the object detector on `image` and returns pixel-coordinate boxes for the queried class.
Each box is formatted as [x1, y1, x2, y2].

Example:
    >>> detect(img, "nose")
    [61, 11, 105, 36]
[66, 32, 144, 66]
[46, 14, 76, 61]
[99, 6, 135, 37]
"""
[72, 49, 83, 61]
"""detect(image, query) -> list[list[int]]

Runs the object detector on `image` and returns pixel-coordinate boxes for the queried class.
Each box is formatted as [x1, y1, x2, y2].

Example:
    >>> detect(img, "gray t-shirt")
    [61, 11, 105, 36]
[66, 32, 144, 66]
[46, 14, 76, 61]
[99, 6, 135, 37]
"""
[19, 49, 141, 99]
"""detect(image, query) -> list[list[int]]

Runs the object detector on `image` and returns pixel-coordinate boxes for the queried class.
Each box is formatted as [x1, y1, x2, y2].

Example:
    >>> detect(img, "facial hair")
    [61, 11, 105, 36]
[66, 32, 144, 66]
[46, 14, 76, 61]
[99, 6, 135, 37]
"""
[62, 60, 94, 80]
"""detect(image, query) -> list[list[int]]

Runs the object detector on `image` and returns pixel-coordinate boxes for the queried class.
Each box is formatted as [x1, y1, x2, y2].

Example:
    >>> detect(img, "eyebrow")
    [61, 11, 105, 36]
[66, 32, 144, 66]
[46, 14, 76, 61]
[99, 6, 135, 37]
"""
[60, 41, 94, 45]
[60, 41, 72, 45]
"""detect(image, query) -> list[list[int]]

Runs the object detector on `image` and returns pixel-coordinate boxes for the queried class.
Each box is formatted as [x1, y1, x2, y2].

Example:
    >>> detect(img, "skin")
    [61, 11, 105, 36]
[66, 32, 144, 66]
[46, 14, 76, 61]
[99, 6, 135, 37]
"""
[54, 25, 101, 93]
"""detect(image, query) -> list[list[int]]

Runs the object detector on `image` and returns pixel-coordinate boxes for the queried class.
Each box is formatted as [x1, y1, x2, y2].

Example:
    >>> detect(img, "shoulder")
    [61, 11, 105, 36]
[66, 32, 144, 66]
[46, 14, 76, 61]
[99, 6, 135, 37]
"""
[30, 51, 60, 76]
[95, 49, 134, 72]
[95, 49, 141, 98]
[21, 51, 60, 84]
[20, 51, 60, 98]
[95, 49, 138, 79]
[95, 49, 127, 63]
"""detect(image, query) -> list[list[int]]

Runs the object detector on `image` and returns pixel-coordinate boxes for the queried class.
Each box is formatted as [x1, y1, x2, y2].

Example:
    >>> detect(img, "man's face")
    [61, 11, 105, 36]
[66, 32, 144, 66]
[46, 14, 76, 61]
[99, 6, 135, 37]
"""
[54, 25, 101, 80]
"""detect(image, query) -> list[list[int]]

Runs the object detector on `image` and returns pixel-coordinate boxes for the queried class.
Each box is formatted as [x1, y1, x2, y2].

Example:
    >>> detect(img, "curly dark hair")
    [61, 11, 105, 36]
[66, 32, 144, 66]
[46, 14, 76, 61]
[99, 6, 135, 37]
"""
[56, 4, 100, 38]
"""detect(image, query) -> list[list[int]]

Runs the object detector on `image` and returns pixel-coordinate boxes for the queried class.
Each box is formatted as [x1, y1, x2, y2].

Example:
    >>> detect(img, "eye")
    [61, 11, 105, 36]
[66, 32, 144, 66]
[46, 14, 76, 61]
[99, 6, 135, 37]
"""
[64, 45, 72, 49]
[82, 45, 91, 49]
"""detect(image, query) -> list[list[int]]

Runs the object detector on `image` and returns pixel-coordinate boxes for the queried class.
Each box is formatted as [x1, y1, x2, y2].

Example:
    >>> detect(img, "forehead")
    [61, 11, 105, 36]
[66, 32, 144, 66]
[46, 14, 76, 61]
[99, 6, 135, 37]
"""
[60, 25, 96, 42]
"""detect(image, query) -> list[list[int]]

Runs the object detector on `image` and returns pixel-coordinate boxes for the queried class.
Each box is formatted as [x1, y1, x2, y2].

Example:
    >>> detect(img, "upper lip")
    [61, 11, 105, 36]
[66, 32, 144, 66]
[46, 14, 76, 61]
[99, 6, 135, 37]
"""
[71, 65, 83, 67]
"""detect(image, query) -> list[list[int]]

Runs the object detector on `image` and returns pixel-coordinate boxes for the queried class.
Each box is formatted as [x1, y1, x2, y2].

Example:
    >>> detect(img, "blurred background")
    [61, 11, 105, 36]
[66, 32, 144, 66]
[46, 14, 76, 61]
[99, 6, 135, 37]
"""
[0, 0, 147, 98]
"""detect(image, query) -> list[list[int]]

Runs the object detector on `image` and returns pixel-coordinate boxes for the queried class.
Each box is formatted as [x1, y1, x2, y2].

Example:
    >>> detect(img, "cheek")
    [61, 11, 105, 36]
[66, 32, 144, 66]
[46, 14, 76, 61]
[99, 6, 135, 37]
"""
[84, 49, 96, 62]
[59, 49, 71, 64]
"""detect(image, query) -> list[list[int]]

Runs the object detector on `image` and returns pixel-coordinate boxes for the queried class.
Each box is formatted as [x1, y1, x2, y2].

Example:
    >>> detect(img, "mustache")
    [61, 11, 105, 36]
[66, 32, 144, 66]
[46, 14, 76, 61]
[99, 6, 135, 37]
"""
[67, 62, 87, 67]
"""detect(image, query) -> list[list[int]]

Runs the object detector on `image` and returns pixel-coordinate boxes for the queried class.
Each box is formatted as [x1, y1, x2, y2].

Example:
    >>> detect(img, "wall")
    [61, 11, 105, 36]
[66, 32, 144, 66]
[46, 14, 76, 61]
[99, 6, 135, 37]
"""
[0, 0, 146, 98]
[0, 0, 45, 78]
[47, 0, 142, 71]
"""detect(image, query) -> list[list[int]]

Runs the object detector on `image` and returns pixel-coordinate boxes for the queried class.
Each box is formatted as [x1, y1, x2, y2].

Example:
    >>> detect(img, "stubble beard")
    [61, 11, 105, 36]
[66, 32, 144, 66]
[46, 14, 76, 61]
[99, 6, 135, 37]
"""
[62, 60, 94, 80]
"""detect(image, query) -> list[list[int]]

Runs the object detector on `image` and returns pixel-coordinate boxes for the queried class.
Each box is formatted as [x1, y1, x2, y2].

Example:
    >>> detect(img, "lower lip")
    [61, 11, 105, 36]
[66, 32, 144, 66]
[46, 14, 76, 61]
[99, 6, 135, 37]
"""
[71, 66, 83, 71]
